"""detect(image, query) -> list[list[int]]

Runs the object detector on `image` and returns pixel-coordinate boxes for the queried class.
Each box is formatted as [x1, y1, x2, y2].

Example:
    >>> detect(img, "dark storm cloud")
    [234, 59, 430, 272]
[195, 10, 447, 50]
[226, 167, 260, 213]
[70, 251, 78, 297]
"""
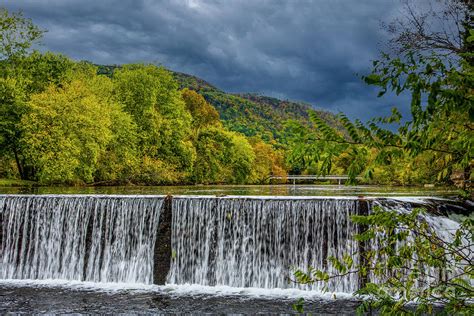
[3, 0, 411, 120]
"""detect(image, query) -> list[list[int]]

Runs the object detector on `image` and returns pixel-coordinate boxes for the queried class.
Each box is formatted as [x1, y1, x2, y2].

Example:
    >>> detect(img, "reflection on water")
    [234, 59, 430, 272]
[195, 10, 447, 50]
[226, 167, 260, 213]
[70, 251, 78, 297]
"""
[0, 184, 460, 197]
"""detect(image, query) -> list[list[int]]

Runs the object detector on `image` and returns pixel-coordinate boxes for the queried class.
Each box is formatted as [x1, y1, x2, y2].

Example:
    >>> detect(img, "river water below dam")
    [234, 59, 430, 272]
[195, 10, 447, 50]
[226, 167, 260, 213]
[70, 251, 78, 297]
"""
[0, 280, 361, 315]
[0, 188, 471, 314]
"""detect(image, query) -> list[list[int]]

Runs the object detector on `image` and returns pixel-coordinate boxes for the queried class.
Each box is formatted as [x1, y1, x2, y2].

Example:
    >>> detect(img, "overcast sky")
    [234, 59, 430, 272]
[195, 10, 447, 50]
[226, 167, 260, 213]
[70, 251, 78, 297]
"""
[4, 0, 413, 121]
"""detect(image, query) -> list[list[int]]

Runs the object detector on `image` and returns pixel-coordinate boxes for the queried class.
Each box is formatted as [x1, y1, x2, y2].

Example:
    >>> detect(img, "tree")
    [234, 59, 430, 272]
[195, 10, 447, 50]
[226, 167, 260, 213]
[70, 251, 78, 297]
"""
[304, 48, 473, 186]
[248, 139, 287, 184]
[113, 64, 195, 179]
[1, 52, 81, 179]
[383, 0, 473, 58]
[17, 51, 76, 94]
[87, 72, 139, 183]
[228, 132, 256, 183]
[20, 73, 138, 184]
[0, 77, 28, 178]
[0, 8, 43, 61]
[294, 0, 473, 187]
[0, 9, 47, 179]
[192, 127, 255, 184]
[292, 1, 474, 314]
[94, 103, 139, 184]
[181, 88, 220, 131]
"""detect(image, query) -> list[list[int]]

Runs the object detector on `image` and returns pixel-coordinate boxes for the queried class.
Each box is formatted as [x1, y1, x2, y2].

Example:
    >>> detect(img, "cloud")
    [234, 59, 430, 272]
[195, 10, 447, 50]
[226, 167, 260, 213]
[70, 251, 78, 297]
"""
[4, 0, 410, 121]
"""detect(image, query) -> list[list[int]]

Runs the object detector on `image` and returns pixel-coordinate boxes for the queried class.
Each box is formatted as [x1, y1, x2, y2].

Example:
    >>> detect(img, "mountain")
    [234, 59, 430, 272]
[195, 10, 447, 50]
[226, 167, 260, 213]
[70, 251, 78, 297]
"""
[172, 72, 341, 143]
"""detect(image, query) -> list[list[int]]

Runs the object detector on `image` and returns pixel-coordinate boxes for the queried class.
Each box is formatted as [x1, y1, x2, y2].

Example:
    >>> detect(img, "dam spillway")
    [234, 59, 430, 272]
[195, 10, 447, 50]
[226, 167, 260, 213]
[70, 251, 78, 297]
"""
[1, 195, 163, 284]
[0, 194, 464, 293]
[168, 197, 362, 292]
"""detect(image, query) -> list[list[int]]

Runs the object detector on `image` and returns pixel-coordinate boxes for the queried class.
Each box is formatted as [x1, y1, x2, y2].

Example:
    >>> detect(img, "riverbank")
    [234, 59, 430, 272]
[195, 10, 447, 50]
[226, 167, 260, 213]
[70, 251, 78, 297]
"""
[0, 179, 37, 187]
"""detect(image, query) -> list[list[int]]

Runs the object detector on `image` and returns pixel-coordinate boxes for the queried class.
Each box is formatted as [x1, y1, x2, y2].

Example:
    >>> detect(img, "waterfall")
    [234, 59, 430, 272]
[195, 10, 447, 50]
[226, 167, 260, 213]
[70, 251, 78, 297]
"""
[1, 194, 464, 293]
[1, 195, 163, 284]
[168, 197, 362, 292]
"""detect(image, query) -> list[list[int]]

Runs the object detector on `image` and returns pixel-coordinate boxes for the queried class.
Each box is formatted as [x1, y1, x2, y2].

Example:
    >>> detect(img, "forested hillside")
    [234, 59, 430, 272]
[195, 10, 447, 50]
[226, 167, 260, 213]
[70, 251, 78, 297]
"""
[1, 55, 296, 185]
[99, 68, 341, 144]
[173, 72, 342, 143]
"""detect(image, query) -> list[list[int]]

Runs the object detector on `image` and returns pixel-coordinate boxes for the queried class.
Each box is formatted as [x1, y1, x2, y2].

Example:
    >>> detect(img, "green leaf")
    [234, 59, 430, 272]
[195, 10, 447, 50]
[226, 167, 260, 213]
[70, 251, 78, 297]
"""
[364, 74, 382, 85]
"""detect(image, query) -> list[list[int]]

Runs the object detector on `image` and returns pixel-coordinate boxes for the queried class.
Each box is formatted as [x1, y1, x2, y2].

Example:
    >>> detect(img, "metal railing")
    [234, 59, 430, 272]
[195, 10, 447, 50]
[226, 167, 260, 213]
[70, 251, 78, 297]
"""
[269, 175, 361, 185]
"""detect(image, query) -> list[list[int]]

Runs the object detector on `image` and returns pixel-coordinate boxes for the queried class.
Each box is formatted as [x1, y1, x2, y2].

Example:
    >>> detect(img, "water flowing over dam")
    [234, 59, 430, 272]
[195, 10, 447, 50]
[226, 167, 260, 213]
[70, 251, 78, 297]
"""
[0, 194, 464, 293]
[1, 196, 163, 284]
[168, 197, 361, 292]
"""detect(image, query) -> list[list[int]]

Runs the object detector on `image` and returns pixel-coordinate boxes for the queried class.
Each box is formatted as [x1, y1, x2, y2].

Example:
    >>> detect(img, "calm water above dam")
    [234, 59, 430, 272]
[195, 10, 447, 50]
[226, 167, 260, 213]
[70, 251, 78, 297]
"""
[0, 184, 461, 197]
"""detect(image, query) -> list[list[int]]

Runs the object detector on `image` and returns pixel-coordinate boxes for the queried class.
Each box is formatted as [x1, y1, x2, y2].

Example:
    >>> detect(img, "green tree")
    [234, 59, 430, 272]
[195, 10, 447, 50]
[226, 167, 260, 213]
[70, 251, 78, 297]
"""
[87, 73, 139, 183]
[1, 52, 84, 180]
[20, 74, 137, 184]
[17, 51, 76, 93]
[0, 77, 28, 178]
[192, 127, 254, 184]
[113, 64, 195, 178]
[94, 103, 139, 184]
[228, 132, 256, 183]
[0, 8, 43, 61]
[293, 0, 473, 187]
[181, 88, 263, 184]
[0, 9, 47, 179]
[293, 2, 474, 314]
[283, 119, 354, 177]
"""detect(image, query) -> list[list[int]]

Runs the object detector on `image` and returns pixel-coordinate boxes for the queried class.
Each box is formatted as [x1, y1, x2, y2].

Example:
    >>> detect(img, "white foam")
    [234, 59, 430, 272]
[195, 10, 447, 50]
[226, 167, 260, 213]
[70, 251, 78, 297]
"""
[162, 283, 355, 300]
[0, 279, 355, 301]
[391, 196, 450, 204]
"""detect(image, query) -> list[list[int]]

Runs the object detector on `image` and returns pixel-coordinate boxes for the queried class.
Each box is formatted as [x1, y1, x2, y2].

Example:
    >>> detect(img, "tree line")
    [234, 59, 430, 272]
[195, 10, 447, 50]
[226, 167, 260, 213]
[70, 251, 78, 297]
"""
[0, 9, 288, 185]
[0, 54, 286, 185]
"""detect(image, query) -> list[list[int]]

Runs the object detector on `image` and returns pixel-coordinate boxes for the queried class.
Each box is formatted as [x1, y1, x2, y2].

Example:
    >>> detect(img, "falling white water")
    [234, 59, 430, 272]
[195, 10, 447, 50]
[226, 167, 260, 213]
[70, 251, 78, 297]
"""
[167, 197, 362, 292]
[1, 195, 163, 284]
[1, 194, 465, 294]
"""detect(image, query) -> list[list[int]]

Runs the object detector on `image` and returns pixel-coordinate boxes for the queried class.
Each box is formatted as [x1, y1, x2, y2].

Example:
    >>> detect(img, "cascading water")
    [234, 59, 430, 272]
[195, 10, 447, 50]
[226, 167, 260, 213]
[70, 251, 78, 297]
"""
[167, 197, 363, 292]
[1, 195, 163, 284]
[0, 194, 464, 294]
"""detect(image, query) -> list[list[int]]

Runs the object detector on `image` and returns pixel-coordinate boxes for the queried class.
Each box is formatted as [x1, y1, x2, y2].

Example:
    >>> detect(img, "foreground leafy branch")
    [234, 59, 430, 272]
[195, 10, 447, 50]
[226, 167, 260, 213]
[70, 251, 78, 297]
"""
[303, 48, 473, 186]
[294, 208, 474, 315]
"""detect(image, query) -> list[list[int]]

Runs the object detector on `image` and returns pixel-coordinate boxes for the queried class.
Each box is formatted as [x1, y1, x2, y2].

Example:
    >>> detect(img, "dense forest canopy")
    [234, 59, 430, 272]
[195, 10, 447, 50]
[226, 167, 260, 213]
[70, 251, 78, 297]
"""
[0, 55, 288, 184]
[0, 9, 292, 185]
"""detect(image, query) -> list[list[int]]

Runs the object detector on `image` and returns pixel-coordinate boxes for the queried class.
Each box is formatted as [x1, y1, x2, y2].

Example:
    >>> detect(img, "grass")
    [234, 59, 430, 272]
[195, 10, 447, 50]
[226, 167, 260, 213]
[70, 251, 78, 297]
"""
[0, 178, 38, 187]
